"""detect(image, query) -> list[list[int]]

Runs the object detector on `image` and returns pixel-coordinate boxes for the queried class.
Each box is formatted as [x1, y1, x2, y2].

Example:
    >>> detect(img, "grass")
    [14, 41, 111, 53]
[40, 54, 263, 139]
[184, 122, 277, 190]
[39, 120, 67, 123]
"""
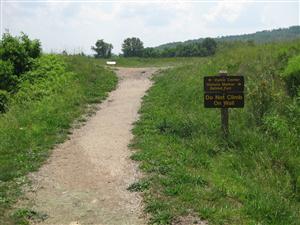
[1, 41, 299, 224]
[131, 40, 300, 224]
[85, 56, 207, 67]
[0, 55, 117, 224]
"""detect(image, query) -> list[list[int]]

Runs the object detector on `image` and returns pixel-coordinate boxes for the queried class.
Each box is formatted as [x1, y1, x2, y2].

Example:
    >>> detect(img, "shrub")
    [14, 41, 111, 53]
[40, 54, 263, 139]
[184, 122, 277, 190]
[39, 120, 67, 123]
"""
[0, 32, 41, 76]
[202, 37, 217, 55]
[247, 79, 275, 125]
[285, 93, 300, 132]
[282, 55, 300, 96]
[263, 113, 289, 138]
[0, 90, 8, 113]
[0, 60, 17, 92]
[20, 54, 66, 84]
[13, 55, 72, 104]
[142, 47, 159, 58]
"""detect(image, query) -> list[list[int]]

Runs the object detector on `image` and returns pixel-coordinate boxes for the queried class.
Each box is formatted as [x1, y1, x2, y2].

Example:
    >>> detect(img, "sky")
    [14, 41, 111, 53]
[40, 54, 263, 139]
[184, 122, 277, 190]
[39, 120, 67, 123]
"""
[1, 0, 299, 54]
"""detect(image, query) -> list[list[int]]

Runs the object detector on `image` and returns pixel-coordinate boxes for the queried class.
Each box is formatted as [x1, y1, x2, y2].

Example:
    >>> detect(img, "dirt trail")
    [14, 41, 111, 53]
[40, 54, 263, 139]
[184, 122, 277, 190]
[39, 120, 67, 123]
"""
[24, 67, 158, 225]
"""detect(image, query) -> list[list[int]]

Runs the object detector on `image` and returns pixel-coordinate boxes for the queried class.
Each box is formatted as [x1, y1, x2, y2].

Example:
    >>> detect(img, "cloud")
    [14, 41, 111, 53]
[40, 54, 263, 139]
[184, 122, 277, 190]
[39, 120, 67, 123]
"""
[261, 2, 299, 28]
[204, 0, 248, 23]
[2, 1, 298, 54]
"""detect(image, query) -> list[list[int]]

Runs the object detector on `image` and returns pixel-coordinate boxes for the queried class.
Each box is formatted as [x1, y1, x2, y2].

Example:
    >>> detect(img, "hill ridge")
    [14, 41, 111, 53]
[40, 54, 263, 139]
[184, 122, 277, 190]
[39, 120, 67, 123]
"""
[156, 25, 300, 50]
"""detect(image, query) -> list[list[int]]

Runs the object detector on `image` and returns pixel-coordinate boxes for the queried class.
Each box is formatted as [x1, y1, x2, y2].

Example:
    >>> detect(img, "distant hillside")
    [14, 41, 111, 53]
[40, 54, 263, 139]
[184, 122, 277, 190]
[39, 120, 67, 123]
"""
[156, 26, 300, 50]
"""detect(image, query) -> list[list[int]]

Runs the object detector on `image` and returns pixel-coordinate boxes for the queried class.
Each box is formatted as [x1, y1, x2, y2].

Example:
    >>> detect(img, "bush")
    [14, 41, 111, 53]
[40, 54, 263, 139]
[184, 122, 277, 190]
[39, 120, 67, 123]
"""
[20, 54, 66, 84]
[0, 60, 17, 92]
[142, 47, 159, 58]
[0, 32, 41, 76]
[202, 37, 217, 55]
[247, 79, 275, 124]
[286, 93, 300, 133]
[263, 113, 289, 138]
[13, 55, 72, 104]
[0, 90, 8, 113]
[282, 55, 300, 96]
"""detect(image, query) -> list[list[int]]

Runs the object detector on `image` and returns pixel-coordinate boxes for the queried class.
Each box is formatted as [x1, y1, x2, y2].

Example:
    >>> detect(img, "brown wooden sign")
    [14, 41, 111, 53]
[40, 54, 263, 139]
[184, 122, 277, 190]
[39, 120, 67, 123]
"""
[204, 75, 244, 108]
[204, 71, 244, 137]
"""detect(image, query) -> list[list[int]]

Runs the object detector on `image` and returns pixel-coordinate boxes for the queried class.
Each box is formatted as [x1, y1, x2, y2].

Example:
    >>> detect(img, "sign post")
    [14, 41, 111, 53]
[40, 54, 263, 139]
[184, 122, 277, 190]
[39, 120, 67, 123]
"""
[204, 70, 244, 137]
[220, 71, 229, 137]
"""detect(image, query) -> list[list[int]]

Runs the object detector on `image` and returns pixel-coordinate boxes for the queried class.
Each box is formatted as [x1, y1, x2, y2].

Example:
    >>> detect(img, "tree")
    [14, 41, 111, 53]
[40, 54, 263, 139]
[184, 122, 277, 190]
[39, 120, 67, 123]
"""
[142, 47, 159, 58]
[202, 38, 217, 56]
[62, 50, 68, 55]
[0, 60, 17, 92]
[0, 32, 41, 76]
[91, 39, 113, 58]
[160, 48, 176, 57]
[122, 37, 144, 57]
[175, 44, 200, 57]
[0, 90, 8, 113]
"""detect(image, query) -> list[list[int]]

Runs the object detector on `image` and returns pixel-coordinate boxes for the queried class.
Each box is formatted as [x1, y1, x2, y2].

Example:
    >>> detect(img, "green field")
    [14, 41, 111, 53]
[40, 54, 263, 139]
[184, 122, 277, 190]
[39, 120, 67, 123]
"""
[1, 35, 300, 225]
[0, 55, 117, 224]
[130, 40, 300, 224]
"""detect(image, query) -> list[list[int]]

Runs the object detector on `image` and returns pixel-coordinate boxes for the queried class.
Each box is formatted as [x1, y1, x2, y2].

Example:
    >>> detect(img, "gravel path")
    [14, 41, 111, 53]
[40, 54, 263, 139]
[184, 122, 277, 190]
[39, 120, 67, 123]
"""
[25, 67, 158, 225]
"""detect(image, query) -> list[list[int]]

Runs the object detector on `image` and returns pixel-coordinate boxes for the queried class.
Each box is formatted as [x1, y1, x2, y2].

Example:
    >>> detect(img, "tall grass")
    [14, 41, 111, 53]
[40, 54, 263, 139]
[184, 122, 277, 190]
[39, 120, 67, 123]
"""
[0, 55, 117, 224]
[131, 40, 300, 224]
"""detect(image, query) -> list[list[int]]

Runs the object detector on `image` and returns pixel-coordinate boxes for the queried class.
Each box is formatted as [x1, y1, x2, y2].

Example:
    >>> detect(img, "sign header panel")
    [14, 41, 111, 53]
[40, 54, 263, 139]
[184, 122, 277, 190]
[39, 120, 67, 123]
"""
[204, 76, 244, 93]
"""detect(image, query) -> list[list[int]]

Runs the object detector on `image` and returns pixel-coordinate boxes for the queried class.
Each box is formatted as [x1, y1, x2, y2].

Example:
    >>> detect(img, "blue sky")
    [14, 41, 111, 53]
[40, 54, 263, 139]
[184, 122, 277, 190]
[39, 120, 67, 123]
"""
[1, 0, 299, 54]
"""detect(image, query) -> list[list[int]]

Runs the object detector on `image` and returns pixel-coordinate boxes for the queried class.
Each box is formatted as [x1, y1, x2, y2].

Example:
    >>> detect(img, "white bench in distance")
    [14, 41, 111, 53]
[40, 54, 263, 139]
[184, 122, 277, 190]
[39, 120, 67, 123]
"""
[106, 61, 116, 65]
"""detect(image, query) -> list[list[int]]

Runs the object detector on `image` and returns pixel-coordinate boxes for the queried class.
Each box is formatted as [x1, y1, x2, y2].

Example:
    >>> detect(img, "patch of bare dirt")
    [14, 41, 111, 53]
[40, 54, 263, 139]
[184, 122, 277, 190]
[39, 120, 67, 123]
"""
[172, 214, 208, 225]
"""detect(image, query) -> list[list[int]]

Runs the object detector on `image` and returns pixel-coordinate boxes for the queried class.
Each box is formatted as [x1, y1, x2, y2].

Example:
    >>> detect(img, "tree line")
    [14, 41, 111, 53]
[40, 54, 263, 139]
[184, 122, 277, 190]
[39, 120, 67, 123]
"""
[91, 37, 217, 58]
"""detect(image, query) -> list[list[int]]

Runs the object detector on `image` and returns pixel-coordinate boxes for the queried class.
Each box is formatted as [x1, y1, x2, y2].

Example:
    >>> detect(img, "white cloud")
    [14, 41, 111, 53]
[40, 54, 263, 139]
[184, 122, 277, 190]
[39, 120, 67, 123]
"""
[261, 2, 299, 28]
[204, 0, 248, 23]
[2, 1, 298, 54]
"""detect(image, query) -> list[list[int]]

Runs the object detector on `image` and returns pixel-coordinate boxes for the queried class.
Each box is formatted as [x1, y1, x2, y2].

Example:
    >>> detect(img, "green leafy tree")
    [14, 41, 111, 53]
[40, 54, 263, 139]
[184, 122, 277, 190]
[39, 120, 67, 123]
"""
[0, 60, 17, 92]
[156, 39, 217, 58]
[0, 32, 41, 76]
[196, 44, 208, 57]
[175, 44, 200, 57]
[62, 50, 68, 55]
[202, 38, 217, 56]
[91, 39, 113, 58]
[0, 90, 8, 113]
[142, 47, 159, 58]
[160, 48, 176, 57]
[122, 37, 144, 57]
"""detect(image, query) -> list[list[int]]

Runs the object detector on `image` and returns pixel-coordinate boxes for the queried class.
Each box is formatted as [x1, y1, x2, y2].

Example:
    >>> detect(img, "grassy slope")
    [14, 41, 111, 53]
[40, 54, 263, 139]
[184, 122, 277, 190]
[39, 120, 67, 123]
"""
[0, 55, 117, 224]
[131, 41, 300, 224]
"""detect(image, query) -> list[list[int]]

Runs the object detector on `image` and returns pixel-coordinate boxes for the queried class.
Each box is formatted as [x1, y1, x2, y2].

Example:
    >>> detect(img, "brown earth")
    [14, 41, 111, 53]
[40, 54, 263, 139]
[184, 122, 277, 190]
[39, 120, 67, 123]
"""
[22, 67, 158, 225]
